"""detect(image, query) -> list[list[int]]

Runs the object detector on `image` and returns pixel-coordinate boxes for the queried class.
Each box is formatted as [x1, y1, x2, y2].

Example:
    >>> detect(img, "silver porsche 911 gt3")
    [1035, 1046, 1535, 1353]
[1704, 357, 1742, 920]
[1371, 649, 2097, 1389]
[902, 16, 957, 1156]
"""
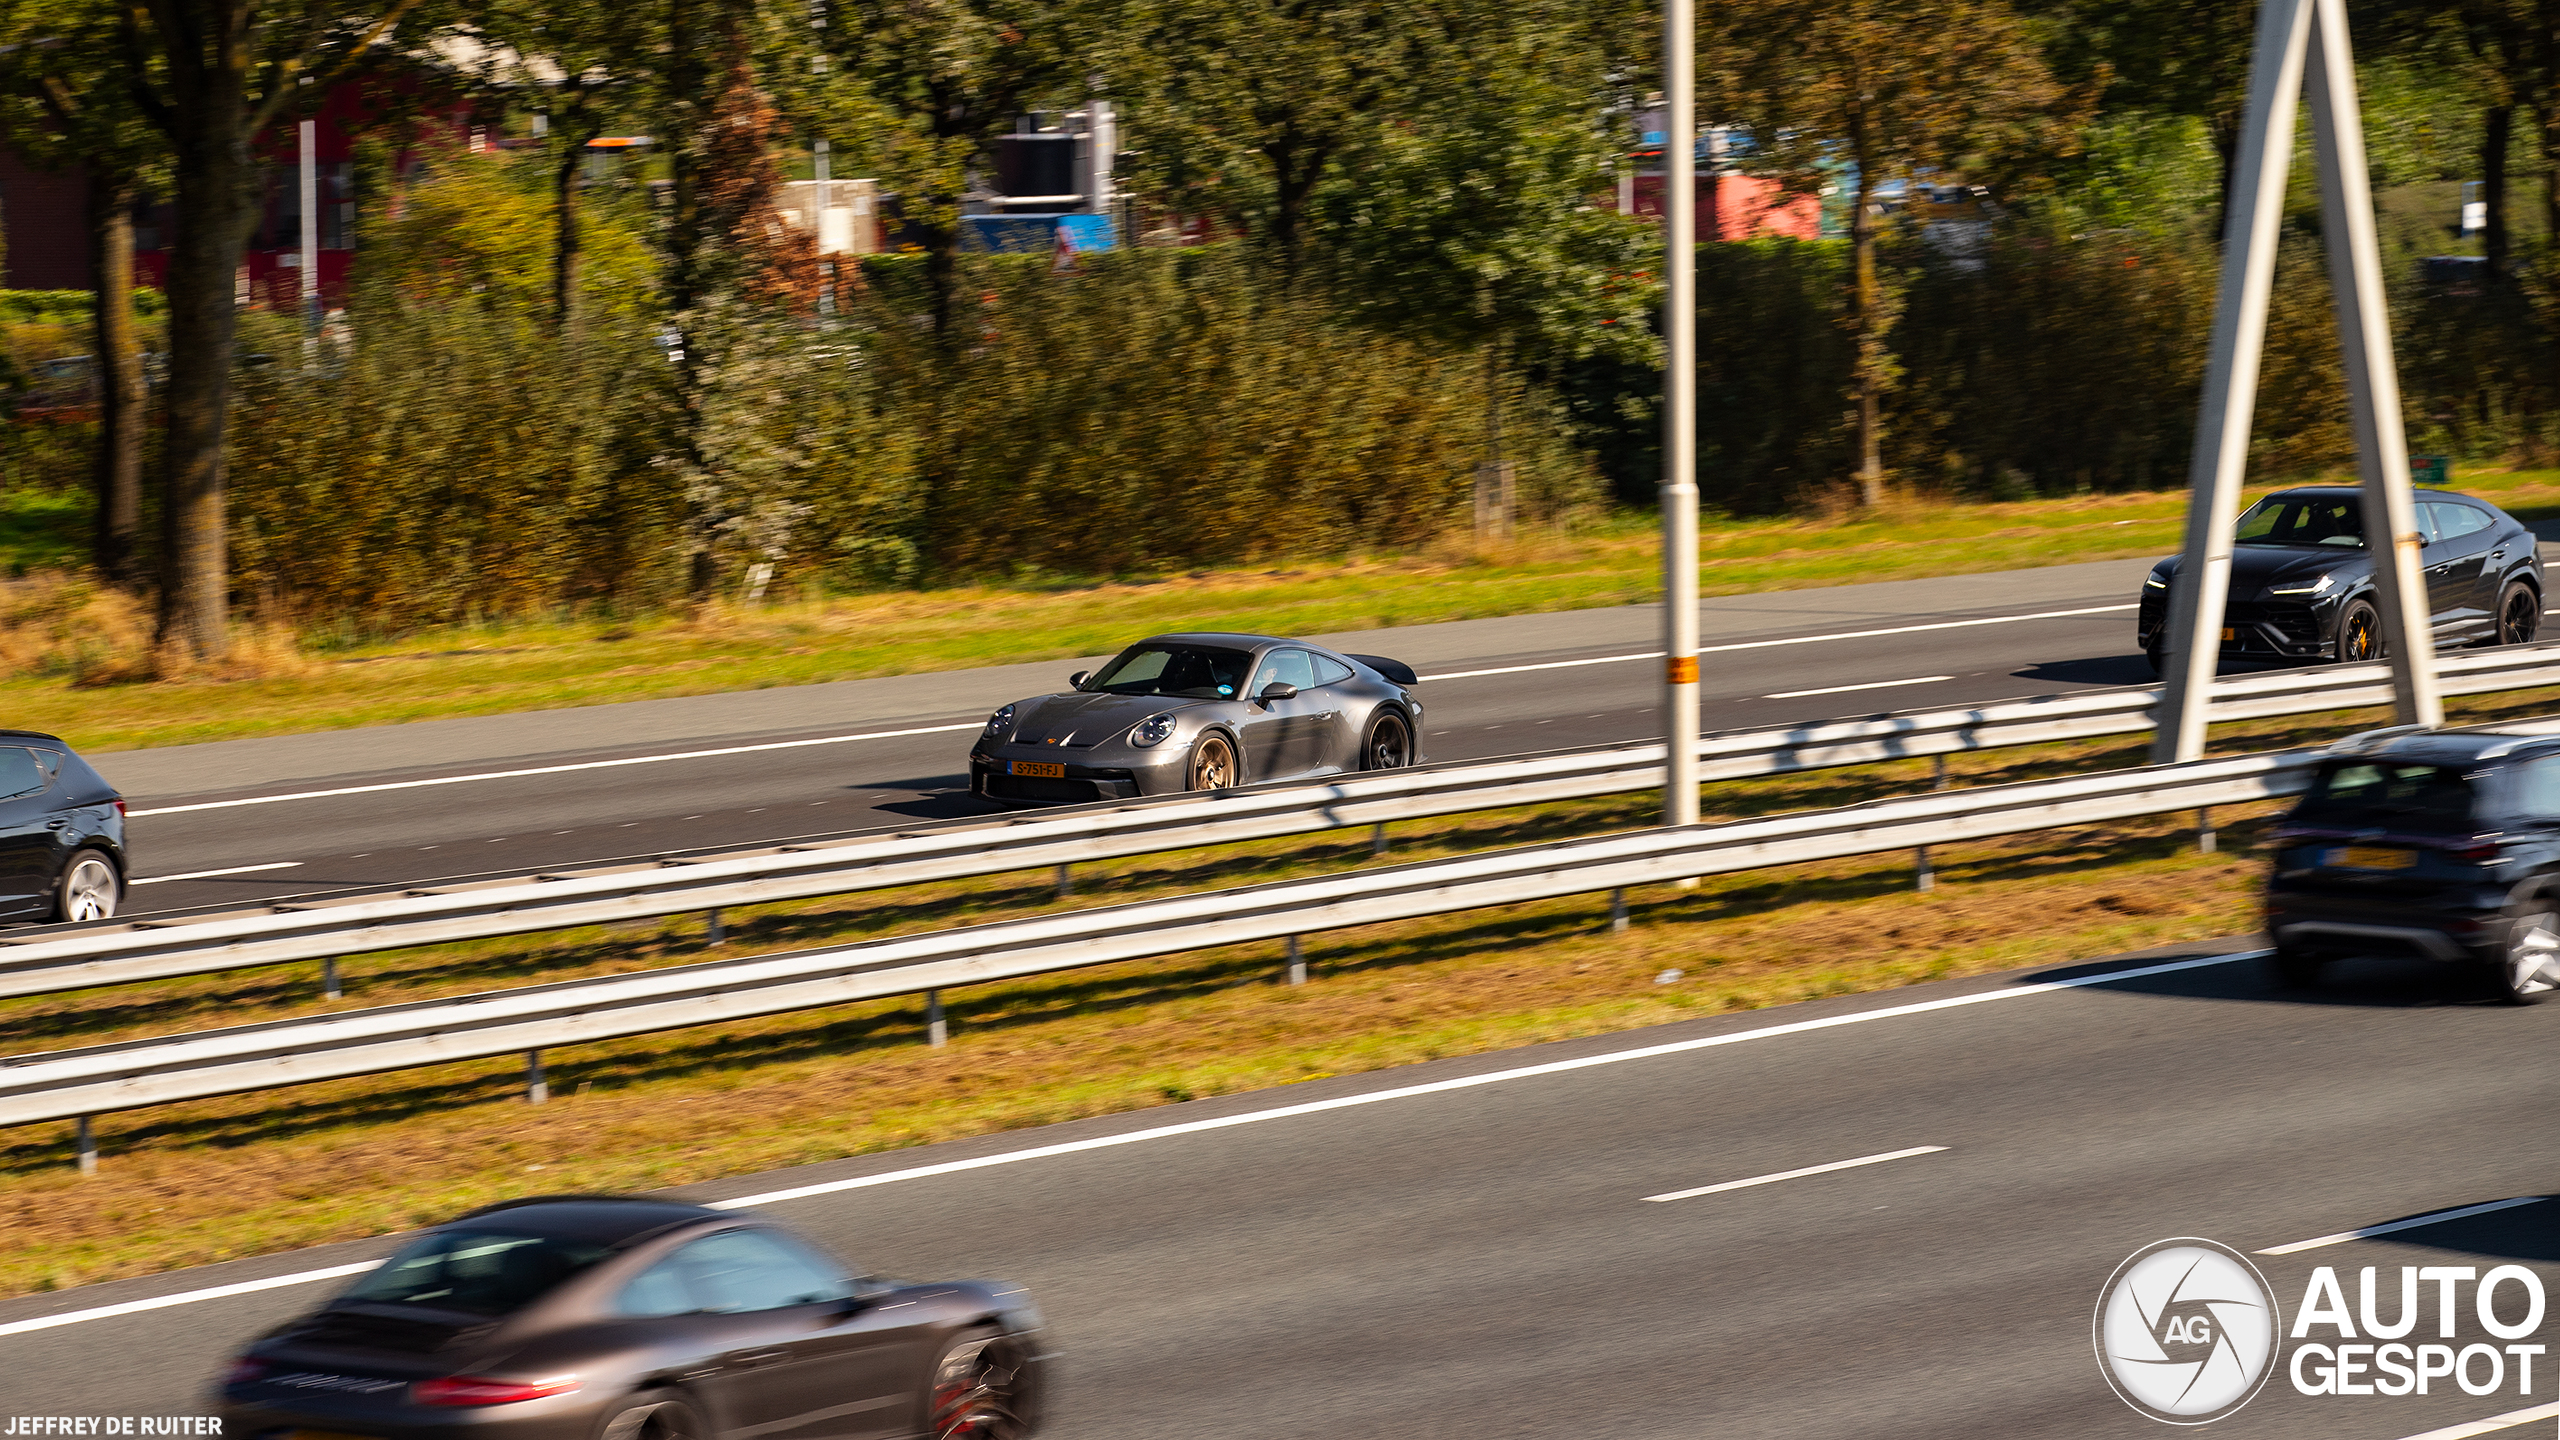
[969, 632, 1424, 806]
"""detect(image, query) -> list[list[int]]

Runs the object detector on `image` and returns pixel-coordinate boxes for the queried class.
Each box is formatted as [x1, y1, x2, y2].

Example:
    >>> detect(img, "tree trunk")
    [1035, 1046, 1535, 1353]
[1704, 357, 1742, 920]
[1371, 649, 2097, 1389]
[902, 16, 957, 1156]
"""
[157, 102, 255, 659]
[86, 175, 144, 586]
[552, 138, 584, 334]
[1847, 160, 1883, 507]
[2485, 101, 2514, 281]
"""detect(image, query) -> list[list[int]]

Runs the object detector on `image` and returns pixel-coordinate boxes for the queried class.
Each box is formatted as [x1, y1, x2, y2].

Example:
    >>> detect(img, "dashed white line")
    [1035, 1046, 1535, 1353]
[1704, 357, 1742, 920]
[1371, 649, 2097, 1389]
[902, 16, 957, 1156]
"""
[2258, 1196, 2545, 1255]
[0, 947, 2255, 1339]
[1764, 675, 1955, 701]
[130, 861, 304, 886]
[1642, 1146, 1948, 1202]
[1414, 603, 2136, 682]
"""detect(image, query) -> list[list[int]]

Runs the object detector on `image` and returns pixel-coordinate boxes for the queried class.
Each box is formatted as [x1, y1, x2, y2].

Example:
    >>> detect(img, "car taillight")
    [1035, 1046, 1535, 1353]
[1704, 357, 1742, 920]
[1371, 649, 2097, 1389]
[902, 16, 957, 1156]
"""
[111, 798, 126, 817]
[411, 1375, 581, 1407]
[2447, 841, 2501, 864]
[221, 1358, 267, 1387]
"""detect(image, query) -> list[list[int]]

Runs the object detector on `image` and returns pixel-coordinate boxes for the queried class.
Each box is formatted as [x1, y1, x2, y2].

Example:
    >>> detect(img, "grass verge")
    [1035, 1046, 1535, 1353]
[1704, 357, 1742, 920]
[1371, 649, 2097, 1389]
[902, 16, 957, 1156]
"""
[12, 680, 2560, 1296]
[20, 466, 2560, 753]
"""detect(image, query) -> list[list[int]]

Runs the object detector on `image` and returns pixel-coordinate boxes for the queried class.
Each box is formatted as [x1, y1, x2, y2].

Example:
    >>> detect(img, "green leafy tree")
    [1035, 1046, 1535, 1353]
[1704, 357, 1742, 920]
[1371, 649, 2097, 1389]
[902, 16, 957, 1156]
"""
[1717, 0, 2079, 505]
[0, 6, 160, 584]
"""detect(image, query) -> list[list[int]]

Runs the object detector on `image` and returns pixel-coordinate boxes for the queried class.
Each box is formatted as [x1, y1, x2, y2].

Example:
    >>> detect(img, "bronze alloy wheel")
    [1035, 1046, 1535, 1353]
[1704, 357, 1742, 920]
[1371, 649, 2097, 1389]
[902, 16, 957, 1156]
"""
[2336, 601, 2383, 663]
[2500, 581, 2541, 646]
[1363, 713, 1412, 771]
[1187, 734, 1237, 790]
[928, 1331, 1031, 1440]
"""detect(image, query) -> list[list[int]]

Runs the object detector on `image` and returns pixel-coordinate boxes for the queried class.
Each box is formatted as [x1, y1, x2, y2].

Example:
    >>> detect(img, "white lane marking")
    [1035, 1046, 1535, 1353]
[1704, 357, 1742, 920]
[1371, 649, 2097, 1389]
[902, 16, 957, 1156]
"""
[1764, 675, 1955, 701]
[0, 947, 2255, 1337]
[1642, 1145, 1947, 1202]
[2257, 1196, 2545, 1255]
[2387, 1401, 2560, 1440]
[0, 1261, 375, 1338]
[130, 862, 304, 886]
[1418, 603, 2136, 682]
[128, 723, 988, 817]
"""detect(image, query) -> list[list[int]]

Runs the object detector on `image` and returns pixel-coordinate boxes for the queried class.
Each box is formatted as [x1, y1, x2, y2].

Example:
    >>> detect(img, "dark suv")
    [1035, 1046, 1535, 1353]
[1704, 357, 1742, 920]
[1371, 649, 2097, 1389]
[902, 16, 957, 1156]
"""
[2266, 727, 2560, 1001]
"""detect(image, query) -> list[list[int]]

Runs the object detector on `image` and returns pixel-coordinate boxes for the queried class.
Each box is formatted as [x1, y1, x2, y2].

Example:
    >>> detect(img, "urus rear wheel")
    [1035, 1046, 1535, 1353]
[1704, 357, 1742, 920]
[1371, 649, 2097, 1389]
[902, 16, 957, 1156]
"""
[2499, 580, 2541, 646]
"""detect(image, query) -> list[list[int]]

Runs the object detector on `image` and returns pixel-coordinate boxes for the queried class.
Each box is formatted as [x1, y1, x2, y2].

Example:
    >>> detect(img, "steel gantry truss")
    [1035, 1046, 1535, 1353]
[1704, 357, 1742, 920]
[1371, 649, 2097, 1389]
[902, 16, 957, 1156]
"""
[2154, 0, 2442, 763]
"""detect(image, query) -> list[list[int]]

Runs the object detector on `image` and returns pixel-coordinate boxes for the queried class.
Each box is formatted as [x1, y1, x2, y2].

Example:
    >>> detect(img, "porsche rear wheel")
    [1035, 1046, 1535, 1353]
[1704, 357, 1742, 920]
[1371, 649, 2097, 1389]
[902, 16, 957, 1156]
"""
[1187, 734, 1236, 791]
[1362, 712, 1412, 771]
[928, 1329, 1031, 1440]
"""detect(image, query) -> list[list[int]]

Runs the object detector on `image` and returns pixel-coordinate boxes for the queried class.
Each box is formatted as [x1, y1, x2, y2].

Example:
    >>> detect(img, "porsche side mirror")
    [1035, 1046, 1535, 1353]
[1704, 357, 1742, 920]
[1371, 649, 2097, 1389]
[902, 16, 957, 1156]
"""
[1258, 682, 1298, 703]
[1068, 671, 1090, 690]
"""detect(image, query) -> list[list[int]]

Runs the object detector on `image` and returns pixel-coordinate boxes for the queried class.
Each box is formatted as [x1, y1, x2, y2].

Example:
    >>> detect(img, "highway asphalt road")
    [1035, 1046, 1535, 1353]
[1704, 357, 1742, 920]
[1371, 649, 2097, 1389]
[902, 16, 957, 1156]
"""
[12, 938, 2560, 1439]
[96, 558, 2170, 914]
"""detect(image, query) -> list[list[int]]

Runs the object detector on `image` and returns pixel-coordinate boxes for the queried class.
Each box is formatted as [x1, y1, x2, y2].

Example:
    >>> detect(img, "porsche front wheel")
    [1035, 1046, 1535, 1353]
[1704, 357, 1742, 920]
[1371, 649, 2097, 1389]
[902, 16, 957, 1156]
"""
[928, 1329, 1032, 1440]
[1187, 734, 1237, 790]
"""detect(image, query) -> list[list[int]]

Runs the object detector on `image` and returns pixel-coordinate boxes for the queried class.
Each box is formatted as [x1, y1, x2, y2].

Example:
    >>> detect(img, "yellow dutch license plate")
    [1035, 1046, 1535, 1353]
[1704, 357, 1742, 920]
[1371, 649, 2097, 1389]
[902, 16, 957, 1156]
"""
[1008, 761, 1065, 779]
[2222, 627, 2237, 641]
[2333, 845, 2416, 870]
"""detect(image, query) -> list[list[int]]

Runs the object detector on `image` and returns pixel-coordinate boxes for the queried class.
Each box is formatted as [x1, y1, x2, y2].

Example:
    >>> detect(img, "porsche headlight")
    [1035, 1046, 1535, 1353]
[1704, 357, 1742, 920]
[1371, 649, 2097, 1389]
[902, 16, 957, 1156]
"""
[984, 704, 1016, 739]
[1131, 713, 1177, 748]
[2270, 574, 2335, 596]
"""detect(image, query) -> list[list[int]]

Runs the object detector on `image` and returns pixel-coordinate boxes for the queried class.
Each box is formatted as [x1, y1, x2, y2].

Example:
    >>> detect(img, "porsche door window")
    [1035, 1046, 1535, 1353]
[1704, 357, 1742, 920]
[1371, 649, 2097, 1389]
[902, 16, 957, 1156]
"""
[1254, 649, 1317, 693]
[1089, 645, 1254, 700]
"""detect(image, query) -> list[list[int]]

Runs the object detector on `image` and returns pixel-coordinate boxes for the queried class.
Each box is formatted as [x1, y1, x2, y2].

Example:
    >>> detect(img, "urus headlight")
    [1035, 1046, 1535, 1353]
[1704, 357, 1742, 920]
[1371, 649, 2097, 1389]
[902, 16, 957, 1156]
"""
[1131, 713, 1177, 747]
[2269, 573, 2335, 597]
[984, 703, 1016, 739]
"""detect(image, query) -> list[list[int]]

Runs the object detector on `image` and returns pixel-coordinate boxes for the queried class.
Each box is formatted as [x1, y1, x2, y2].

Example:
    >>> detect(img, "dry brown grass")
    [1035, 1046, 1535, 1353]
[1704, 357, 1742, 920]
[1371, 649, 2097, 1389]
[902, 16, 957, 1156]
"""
[0, 572, 313, 689]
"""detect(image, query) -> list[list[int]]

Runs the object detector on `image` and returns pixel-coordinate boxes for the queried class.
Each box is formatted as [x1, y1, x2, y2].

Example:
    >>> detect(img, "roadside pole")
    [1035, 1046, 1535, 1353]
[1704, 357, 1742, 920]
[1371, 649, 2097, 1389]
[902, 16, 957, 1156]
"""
[2306, 0, 2439, 726]
[2151, 0, 2310, 765]
[1661, 0, 1700, 828]
[298, 119, 321, 346]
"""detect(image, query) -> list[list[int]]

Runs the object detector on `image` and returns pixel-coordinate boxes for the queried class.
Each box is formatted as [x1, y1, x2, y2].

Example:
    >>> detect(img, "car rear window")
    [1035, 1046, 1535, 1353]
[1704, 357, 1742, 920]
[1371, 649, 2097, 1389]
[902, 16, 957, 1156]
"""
[2293, 761, 2479, 831]
[340, 1229, 612, 1316]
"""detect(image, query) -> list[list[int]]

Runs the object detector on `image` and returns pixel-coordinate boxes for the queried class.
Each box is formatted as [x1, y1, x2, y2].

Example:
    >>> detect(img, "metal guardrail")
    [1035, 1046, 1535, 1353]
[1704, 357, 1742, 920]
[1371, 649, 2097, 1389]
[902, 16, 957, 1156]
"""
[8, 640, 2560, 1003]
[0, 745, 2328, 1130]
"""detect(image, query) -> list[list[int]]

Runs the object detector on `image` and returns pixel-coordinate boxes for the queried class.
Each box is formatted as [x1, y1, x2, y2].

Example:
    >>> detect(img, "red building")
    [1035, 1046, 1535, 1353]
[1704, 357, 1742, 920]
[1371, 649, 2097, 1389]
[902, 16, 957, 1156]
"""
[1618, 172, 1820, 242]
[3, 74, 466, 304]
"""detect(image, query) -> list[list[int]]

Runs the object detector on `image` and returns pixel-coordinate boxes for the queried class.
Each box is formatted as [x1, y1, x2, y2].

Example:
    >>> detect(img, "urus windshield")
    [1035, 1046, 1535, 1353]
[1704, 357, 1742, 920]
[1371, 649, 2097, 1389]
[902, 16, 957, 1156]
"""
[1087, 644, 1255, 699]
[2235, 496, 2365, 548]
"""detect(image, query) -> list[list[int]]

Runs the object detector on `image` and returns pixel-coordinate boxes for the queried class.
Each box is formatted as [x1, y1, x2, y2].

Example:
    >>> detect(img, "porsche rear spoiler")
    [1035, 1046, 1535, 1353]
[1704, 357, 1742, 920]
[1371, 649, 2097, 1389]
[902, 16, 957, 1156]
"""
[1346, 654, 1419, 687]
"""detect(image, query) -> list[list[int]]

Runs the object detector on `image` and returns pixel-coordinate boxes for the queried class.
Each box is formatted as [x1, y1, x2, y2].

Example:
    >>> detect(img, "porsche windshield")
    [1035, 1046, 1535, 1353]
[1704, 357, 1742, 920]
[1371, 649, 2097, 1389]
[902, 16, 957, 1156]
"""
[339, 1230, 612, 1315]
[1088, 644, 1255, 699]
[2235, 496, 2365, 548]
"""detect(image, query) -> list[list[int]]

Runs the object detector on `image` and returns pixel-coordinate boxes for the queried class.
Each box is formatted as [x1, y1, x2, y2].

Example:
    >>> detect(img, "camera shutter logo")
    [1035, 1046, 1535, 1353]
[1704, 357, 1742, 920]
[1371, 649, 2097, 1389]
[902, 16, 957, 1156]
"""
[2094, 1238, 2283, 1424]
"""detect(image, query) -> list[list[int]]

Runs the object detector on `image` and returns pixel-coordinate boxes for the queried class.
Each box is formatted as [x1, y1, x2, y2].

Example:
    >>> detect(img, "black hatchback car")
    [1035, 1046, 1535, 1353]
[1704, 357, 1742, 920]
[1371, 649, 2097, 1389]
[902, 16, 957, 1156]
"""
[0, 728, 126, 922]
[2138, 486, 2543, 670]
[217, 1196, 1050, 1440]
[2266, 727, 2560, 1002]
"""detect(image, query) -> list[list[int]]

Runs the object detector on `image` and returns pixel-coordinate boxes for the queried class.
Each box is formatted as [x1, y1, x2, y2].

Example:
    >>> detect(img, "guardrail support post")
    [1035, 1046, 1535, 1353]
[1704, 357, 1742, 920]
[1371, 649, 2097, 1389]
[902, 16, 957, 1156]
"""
[1055, 864, 1072, 899]
[322, 956, 340, 1000]
[1287, 935, 1306, 985]
[1611, 888, 1629, 933]
[1372, 823, 1387, 857]
[926, 990, 947, 1046]
[706, 909, 724, 945]
[2198, 806, 2217, 854]
[75, 1115, 95, 1175]
[1917, 755, 1949, 892]
[525, 1050, 547, 1104]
